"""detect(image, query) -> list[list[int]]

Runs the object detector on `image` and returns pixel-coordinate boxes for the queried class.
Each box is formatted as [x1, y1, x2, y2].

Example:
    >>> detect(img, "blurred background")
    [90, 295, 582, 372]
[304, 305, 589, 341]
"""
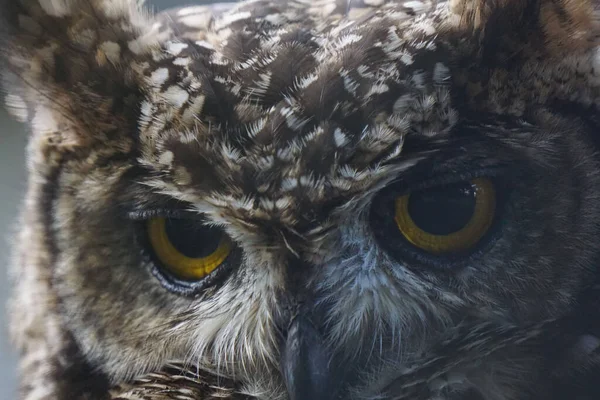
[0, 108, 28, 400]
[0, 1, 233, 399]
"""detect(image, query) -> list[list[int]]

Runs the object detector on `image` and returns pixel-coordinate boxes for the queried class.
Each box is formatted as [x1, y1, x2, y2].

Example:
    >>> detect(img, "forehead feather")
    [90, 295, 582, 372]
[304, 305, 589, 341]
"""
[137, 5, 455, 226]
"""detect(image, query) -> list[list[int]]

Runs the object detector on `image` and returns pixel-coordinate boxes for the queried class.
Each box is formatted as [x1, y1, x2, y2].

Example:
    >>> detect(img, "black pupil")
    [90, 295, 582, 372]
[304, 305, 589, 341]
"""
[407, 181, 477, 235]
[164, 219, 222, 258]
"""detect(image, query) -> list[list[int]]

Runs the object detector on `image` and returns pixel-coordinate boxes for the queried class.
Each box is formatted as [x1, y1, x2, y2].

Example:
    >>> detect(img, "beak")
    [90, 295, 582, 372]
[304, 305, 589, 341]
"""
[281, 314, 341, 400]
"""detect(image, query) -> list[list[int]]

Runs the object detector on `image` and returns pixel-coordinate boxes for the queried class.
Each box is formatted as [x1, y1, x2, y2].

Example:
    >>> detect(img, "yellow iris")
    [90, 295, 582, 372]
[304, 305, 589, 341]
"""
[147, 217, 232, 280]
[394, 178, 496, 254]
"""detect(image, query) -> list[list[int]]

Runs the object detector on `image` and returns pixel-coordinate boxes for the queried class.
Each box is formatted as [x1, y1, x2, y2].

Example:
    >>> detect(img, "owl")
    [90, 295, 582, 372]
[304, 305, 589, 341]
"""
[3, 0, 600, 399]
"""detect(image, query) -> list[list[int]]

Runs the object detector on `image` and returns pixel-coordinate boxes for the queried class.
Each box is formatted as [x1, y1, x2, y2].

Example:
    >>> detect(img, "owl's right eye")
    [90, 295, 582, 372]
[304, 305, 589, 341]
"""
[145, 216, 233, 281]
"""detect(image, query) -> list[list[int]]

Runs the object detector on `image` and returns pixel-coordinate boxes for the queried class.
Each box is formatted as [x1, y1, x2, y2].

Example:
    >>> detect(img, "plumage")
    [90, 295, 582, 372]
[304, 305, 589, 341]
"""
[2, 0, 600, 399]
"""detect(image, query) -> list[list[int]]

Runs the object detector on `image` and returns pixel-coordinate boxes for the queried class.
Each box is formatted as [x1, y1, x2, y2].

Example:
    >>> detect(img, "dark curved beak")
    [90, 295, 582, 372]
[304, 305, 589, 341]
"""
[281, 314, 341, 400]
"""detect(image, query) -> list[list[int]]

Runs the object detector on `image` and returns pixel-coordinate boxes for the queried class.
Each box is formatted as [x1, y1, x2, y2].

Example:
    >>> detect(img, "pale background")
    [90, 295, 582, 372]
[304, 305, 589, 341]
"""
[0, 1, 231, 399]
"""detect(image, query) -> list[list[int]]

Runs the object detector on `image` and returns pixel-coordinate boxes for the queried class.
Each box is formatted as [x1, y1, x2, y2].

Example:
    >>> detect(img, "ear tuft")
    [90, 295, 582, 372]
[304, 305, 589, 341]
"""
[449, 0, 600, 57]
[0, 0, 166, 149]
[539, 0, 600, 54]
[442, 0, 600, 114]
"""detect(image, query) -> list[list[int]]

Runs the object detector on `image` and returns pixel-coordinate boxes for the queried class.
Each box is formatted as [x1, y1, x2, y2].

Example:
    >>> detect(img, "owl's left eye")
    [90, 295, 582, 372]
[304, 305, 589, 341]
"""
[371, 175, 503, 264]
[146, 217, 233, 281]
[393, 177, 496, 255]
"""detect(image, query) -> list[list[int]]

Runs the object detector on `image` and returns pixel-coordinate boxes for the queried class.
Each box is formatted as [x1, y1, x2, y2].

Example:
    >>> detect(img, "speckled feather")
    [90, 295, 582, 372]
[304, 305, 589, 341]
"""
[109, 363, 253, 399]
[4, 0, 600, 399]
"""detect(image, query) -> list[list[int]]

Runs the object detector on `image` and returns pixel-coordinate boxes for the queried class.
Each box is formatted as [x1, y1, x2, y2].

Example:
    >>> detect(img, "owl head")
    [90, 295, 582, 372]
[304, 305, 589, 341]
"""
[3, 0, 600, 399]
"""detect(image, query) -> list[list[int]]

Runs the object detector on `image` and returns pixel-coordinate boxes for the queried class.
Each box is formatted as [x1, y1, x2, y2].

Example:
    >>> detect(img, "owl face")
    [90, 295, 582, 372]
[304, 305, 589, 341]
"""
[4, 0, 600, 400]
